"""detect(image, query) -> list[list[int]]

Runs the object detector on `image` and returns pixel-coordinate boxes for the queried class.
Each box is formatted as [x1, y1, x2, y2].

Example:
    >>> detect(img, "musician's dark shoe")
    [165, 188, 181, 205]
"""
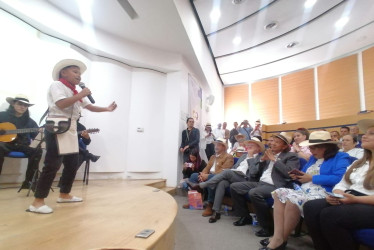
[260, 238, 287, 248]
[233, 216, 252, 226]
[89, 154, 101, 162]
[209, 211, 221, 223]
[255, 228, 273, 237]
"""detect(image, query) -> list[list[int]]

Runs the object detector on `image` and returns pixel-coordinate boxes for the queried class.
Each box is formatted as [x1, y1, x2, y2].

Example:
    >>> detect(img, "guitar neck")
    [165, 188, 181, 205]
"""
[4, 128, 40, 135]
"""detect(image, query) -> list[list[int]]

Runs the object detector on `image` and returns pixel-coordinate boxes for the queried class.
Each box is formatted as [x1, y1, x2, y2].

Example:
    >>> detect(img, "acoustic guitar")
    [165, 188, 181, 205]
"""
[0, 122, 100, 143]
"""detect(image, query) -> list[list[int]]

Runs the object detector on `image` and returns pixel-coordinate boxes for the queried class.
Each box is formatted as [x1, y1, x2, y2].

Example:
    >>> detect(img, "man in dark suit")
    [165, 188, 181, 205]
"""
[230, 133, 300, 237]
[191, 138, 265, 223]
[180, 117, 200, 163]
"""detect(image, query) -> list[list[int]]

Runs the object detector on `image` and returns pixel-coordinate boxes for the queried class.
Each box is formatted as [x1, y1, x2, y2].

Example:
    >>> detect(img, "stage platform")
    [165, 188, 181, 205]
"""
[0, 179, 177, 250]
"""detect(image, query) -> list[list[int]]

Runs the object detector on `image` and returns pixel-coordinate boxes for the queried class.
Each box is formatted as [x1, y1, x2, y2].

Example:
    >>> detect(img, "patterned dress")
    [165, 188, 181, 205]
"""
[272, 158, 327, 216]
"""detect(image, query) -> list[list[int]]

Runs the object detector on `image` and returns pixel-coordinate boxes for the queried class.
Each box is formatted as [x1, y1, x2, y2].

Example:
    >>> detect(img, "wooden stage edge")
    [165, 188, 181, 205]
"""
[0, 179, 178, 250]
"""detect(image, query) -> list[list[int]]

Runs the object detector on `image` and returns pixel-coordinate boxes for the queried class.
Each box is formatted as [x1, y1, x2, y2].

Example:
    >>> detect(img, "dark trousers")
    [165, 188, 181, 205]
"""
[34, 132, 79, 198]
[205, 143, 214, 161]
[230, 181, 276, 231]
[0, 142, 42, 182]
[304, 199, 374, 250]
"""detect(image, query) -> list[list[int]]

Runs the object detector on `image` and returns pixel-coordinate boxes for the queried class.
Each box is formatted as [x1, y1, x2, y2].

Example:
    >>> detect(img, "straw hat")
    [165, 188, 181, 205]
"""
[234, 134, 246, 142]
[235, 146, 246, 152]
[244, 137, 265, 153]
[274, 132, 292, 146]
[213, 138, 228, 149]
[299, 131, 339, 147]
[357, 119, 374, 133]
[52, 59, 87, 81]
[205, 123, 212, 127]
[6, 94, 34, 106]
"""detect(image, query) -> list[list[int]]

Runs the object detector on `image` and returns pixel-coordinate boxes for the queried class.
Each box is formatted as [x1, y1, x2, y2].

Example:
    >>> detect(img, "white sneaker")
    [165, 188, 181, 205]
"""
[57, 196, 83, 203]
[28, 205, 53, 214]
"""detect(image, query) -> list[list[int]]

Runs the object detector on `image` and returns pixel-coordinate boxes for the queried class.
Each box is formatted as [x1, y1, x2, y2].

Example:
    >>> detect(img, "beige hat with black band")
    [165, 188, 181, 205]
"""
[6, 94, 34, 106]
[299, 131, 339, 147]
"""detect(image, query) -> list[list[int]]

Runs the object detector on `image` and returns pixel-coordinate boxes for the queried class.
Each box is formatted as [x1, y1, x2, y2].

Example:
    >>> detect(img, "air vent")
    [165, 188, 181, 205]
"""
[264, 21, 278, 30]
[232, 0, 247, 4]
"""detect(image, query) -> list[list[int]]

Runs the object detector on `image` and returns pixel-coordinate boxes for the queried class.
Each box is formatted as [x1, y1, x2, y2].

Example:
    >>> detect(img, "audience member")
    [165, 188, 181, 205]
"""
[222, 122, 230, 144]
[340, 134, 364, 160]
[251, 119, 262, 141]
[190, 138, 264, 223]
[0, 95, 42, 189]
[230, 133, 299, 237]
[290, 128, 312, 161]
[187, 138, 234, 216]
[201, 123, 215, 160]
[350, 125, 362, 148]
[340, 126, 350, 139]
[234, 146, 246, 158]
[182, 148, 207, 179]
[266, 135, 275, 149]
[330, 130, 340, 142]
[239, 120, 253, 140]
[229, 122, 239, 148]
[213, 123, 224, 139]
[180, 117, 200, 163]
[261, 131, 351, 250]
[231, 134, 246, 153]
[304, 119, 374, 250]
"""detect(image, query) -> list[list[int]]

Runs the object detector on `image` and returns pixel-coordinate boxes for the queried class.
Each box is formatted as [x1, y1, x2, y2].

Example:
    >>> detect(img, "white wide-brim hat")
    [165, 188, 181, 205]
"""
[357, 119, 374, 133]
[6, 94, 34, 106]
[244, 137, 265, 153]
[213, 138, 228, 149]
[52, 59, 87, 81]
[300, 131, 339, 147]
[274, 132, 292, 146]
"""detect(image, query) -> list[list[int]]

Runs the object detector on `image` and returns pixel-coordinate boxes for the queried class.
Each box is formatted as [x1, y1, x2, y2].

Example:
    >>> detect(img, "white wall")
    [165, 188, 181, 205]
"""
[0, 6, 224, 187]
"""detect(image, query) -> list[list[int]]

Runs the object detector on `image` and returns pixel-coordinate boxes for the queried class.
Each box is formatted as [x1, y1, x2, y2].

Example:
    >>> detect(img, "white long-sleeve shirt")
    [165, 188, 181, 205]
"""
[333, 161, 374, 195]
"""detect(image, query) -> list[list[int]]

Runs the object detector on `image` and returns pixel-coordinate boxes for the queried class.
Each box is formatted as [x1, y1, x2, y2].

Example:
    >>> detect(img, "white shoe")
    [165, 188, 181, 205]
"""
[28, 205, 53, 214]
[57, 196, 83, 203]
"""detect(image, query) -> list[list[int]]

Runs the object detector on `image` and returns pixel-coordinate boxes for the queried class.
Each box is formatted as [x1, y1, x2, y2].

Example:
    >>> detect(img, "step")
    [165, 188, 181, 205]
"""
[145, 179, 166, 189]
[161, 187, 176, 195]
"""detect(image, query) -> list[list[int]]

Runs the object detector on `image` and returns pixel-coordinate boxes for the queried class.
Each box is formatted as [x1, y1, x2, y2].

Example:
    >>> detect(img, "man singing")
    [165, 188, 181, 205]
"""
[29, 59, 117, 214]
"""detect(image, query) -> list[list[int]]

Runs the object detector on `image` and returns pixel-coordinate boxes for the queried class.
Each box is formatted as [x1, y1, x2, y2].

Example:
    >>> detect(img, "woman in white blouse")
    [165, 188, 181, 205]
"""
[303, 119, 374, 250]
[340, 134, 364, 160]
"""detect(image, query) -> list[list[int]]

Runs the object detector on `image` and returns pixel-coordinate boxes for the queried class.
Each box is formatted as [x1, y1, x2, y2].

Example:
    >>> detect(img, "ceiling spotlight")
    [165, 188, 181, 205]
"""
[264, 21, 278, 30]
[335, 16, 349, 28]
[304, 0, 317, 9]
[286, 41, 299, 48]
[232, 36, 242, 45]
[232, 0, 247, 4]
[210, 8, 221, 22]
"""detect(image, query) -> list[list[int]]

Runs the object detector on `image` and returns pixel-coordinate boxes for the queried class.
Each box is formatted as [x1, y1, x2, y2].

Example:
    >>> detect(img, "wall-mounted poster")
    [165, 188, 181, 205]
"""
[188, 74, 202, 127]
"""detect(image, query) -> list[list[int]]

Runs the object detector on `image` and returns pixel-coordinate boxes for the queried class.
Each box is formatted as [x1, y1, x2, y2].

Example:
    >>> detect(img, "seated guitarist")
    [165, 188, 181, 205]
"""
[0, 95, 42, 189]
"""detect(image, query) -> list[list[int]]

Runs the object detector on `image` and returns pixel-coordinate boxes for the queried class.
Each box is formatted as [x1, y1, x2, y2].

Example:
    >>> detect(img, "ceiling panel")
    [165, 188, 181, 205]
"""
[191, 0, 374, 85]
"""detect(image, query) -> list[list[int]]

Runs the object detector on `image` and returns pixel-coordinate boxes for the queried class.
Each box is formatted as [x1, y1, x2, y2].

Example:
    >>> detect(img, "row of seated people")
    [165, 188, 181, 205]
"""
[181, 121, 374, 250]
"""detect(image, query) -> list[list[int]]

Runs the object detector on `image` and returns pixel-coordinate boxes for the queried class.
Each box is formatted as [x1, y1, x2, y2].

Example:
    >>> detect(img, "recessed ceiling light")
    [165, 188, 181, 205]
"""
[210, 9, 221, 22]
[233, 36, 242, 45]
[286, 42, 299, 48]
[232, 0, 247, 5]
[264, 21, 278, 30]
[304, 0, 317, 9]
[335, 16, 349, 28]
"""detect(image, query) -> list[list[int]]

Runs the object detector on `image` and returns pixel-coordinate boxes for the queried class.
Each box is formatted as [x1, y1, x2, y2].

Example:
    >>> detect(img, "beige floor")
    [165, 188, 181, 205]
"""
[0, 180, 177, 250]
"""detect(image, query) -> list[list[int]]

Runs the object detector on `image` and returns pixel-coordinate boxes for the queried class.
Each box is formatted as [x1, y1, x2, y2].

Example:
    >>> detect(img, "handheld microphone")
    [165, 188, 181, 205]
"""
[79, 82, 95, 104]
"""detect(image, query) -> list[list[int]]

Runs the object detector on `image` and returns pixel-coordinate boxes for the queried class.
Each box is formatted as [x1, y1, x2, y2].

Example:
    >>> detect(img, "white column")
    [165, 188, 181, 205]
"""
[278, 76, 283, 124]
[358, 52, 366, 111]
[314, 67, 320, 120]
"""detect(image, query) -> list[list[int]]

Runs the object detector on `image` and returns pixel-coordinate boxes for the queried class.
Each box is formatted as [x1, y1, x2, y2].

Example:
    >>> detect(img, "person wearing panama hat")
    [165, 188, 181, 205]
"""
[29, 59, 118, 214]
[264, 130, 351, 250]
[201, 122, 215, 160]
[190, 137, 265, 223]
[231, 134, 246, 154]
[230, 132, 300, 237]
[187, 138, 234, 217]
[303, 119, 374, 250]
[0, 94, 42, 190]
